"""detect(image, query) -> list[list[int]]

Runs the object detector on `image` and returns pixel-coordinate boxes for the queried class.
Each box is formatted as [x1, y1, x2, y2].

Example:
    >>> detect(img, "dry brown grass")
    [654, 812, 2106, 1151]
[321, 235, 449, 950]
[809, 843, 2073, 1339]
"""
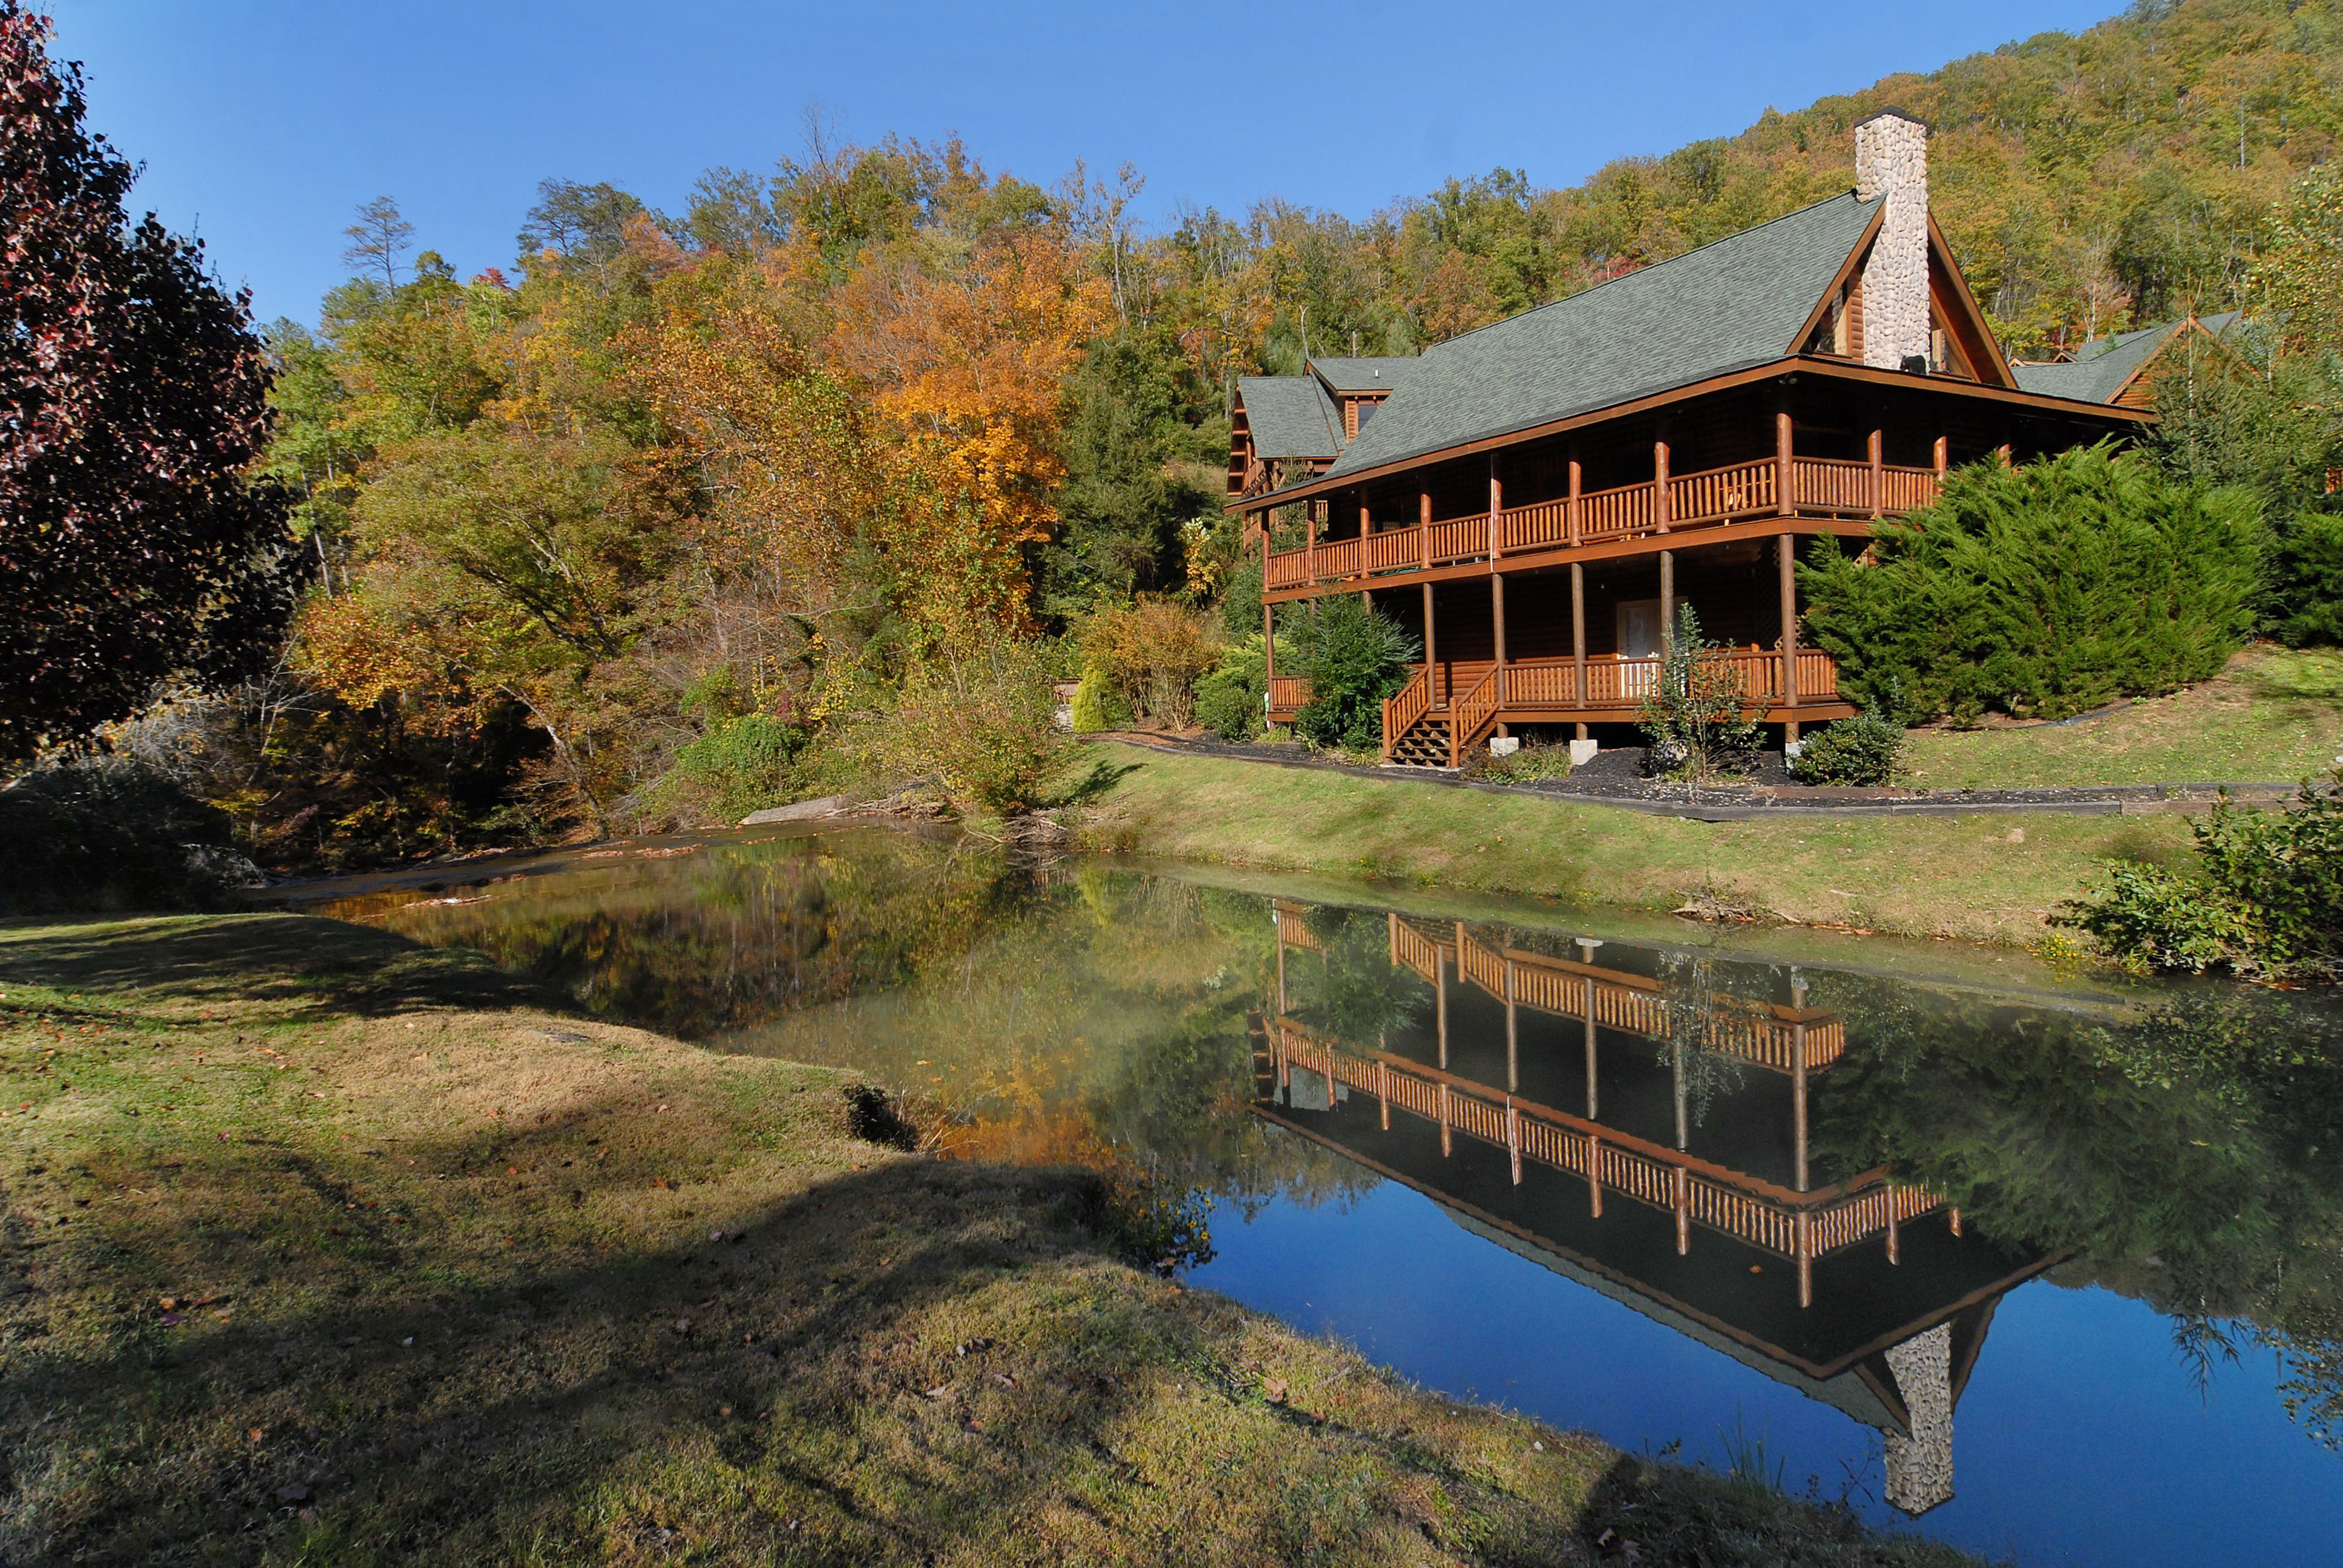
[0, 913, 1978, 1566]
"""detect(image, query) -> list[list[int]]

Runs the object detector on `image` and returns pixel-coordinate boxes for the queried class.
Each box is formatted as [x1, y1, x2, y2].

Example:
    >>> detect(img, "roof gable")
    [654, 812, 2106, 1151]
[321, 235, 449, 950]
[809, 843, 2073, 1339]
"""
[1236, 375, 1342, 462]
[1324, 192, 1883, 479]
[2011, 313, 2250, 405]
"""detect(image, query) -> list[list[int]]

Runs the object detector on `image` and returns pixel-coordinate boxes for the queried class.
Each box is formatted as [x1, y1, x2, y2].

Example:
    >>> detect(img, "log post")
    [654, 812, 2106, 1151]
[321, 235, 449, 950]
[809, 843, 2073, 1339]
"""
[1491, 572, 1508, 710]
[1262, 596, 1276, 695]
[1653, 439, 1671, 534]
[1776, 402, 1795, 516]
[1421, 581, 1438, 707]
[1305, 505, 1319, 585]
[1779, 532, 1800, 740]
[1792, 1021, 1810, 1192]
[1567, 454, 1583, 546]
[1659, 549, 1675, 650]
[1933, 434, 1948, 477]
[1419, 489, 1432, 570]
[1504, 960, 1519, 1092]
[1488, 454, 1504, 560]
[1867, 426, 1884, 519]
[1571, 563, 1588, 711]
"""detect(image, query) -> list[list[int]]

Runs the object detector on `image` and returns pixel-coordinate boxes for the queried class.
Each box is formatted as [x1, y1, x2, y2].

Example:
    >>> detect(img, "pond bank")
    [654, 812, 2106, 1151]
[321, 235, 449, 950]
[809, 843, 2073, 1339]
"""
[0, 912, 1979, 1567]
[1076, 740, 2200, 947]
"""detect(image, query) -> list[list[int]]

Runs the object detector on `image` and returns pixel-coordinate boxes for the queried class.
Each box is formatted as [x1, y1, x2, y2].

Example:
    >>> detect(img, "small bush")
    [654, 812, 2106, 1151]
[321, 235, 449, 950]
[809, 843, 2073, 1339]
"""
[2269, 512, 2343, 647]
[2059, 773, 2343, 978]
[1194, 636, 1274, 742]
[1069, 668, 1132, 734]
[655, 713, 807, 823]
[842, 1084, 921, 1151]
[865, 635, 1067, 816]
[1469, 741, 1575, 784]
[0, 758, 261, 915]
[1289, 594, 1418, 753]
[1792, 712, 1906, 786]
[1080, 597, 1221, 726]
[1638, 604, 1760, 784]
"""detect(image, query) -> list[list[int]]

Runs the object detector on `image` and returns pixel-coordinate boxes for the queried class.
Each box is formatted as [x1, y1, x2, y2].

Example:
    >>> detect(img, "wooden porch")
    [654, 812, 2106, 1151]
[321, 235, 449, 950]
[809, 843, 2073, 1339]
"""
[1263, 451, 1945, 598]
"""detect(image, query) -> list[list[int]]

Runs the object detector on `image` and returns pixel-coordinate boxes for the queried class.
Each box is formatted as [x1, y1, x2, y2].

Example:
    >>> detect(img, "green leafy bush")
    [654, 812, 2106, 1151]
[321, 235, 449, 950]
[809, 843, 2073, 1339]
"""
[1069, 668, 1131, 734]
[2060, 774, 2343, 978]
[0, 759, 259, 915]
[1288, 594, 1418, 753]
[1469, 741, 1575, 783]
[658, 713, 807, 823]
[871, 636, 1067, 817]
[1802, 443, 2262, 721]
[1078, 597, 1221, 726]
[1792, 711, 1906, 786]
[1194, 636, 1272, 743]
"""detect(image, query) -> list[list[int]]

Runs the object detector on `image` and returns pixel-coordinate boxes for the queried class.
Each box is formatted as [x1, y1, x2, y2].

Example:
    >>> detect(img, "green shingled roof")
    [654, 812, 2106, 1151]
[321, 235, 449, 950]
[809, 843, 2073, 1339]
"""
[1236, 375, 1343, 462]
[1308, 356, 1421, 394]
[1320, 191, 1884, 480]
[2011, 312, 2244, 404]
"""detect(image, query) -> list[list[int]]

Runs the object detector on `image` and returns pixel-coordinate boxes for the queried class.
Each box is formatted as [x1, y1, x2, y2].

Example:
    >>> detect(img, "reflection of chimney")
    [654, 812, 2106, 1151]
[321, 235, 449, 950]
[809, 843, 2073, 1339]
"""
[1881, 1323, 1955, 1514]
[1854, 109, 1930, 373]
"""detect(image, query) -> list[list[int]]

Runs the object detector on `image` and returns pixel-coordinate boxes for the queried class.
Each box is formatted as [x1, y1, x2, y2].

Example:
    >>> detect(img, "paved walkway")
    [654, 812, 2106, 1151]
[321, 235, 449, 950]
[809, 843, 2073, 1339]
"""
[1092, 733, 2302, 823]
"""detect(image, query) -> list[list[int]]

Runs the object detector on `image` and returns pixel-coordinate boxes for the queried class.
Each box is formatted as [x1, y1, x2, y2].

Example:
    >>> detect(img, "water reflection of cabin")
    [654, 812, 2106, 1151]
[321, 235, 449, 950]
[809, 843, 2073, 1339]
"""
[1254, 903, 2055, 1515]
[1228, 112, 2148, 766]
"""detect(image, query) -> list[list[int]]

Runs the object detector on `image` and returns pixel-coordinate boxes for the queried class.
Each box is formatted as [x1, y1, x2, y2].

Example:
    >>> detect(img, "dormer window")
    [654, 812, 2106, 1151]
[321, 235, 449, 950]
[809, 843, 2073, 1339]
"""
[1355, 400, 1380, 433]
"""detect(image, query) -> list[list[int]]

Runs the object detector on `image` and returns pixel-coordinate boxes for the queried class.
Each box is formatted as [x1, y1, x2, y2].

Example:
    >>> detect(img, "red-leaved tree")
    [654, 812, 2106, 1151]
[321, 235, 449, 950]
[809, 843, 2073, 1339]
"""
[0, 3, 293, 763]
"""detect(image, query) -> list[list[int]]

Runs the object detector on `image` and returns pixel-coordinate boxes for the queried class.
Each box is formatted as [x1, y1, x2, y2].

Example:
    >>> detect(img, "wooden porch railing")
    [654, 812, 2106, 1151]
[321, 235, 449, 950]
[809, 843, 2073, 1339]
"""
[1263, 1016, 1941, 1270]
[1447, 666, 1503, 765]
[1380, 669, 1432, 762]
[1263, 457, 1944, 590]
[1267, 676, 1312, 713]
[1405, 650, 1839, 716]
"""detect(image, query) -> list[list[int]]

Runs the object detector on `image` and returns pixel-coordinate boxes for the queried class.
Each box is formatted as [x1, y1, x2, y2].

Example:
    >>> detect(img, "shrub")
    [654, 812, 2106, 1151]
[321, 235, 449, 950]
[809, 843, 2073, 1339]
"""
[1288, 594, 1418, 753]
[1080, 597, 1221, 726]
[1468, 741, 1575, 784]
[867, 635, 1067, 816]
[1792, 711, 1906, 786]
[2059, 773, 2343, 978]
[1068, 668, 1131, 734]
[1802, 443, 2263, 721]
[655, 713, 807, 823]
[1637, 604, 1760, 784]
[1194, 636, 1274, 742]
[0, 757, 260, 915]
[2269, 512, 2343, 647]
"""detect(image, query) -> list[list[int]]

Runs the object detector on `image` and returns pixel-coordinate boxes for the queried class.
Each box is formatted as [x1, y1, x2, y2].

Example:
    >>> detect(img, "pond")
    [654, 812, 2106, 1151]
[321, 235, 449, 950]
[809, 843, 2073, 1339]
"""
[300, 825, 2343, 1567]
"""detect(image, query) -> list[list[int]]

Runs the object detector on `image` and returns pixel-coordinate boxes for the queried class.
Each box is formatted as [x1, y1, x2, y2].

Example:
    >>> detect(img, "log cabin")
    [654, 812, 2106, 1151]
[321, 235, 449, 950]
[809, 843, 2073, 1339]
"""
[1231, 111, 2154, 766]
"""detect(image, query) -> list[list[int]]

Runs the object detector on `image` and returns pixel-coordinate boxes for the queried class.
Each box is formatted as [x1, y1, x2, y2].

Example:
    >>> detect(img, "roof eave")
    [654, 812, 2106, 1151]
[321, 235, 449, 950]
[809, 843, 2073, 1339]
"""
[1225, 355, 2152, 514]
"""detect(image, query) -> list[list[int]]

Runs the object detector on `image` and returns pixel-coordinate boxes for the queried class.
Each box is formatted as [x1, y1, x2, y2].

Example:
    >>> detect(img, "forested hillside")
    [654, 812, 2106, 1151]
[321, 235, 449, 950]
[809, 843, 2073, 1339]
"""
[219, 0, 2343, 864]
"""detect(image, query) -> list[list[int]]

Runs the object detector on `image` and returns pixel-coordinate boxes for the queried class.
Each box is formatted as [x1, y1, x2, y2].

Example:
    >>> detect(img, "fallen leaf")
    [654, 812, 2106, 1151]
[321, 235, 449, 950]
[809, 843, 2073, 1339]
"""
[923, 1384, 951, 1400]
[1263, 1378, 1289, 1405]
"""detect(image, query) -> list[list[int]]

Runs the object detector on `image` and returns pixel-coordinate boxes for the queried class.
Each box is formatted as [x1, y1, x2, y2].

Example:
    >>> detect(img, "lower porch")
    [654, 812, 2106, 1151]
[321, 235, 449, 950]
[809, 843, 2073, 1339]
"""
[1265, 534, 1855, 767]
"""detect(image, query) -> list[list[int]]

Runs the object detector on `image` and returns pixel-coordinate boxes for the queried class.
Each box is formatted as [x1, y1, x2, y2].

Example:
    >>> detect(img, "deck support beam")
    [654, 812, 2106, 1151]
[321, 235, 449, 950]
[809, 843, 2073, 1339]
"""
[1775, 403, 1794, 516]
[1659, 549, 1675, 650]
[1779, 533, 1800, 743]
[1654, 440, 1671, 534]
[1419, 489, 1432, 570]
[1868, 427, 1884, 519]
[1487, 455, 1503, 560]
[1566, 454, 1583, 546]
[1570, 564, 1587, 713]
[1491, 572, 1508, 717]
[1421, 581, 1438, 708]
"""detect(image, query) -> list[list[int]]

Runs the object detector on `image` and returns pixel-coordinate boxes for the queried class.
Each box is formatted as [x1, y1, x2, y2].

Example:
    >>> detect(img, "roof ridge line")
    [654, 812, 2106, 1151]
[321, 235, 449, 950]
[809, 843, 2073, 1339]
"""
[1420, 188, 1878, 355]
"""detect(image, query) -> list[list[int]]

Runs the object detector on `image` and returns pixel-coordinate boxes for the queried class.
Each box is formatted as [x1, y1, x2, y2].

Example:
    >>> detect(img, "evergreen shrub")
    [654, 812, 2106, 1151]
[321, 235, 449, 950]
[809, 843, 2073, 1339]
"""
[1069, 669, 1130, 733]
[1288, 595, 1418, 753]
[1802, 443, 2262, 721]
[1792, 711, 1906, 786]
[0, 759, 260, 914]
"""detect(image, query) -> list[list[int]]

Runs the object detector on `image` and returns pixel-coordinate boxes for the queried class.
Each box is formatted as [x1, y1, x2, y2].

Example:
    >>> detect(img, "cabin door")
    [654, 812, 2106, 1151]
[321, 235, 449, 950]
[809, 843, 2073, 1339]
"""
[1617, 600, 1666, 658]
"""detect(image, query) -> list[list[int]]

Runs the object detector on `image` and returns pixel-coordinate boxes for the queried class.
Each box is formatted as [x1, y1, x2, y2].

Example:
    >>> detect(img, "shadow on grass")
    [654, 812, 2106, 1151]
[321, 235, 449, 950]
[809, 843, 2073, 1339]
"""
[0, 912, 558, 1022]
[1041, 757, 1145, 811]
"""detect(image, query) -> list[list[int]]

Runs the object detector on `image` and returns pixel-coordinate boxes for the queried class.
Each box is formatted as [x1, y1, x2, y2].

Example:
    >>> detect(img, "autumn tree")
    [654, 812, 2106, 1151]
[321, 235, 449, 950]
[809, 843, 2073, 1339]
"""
[0, 4, 295, 764]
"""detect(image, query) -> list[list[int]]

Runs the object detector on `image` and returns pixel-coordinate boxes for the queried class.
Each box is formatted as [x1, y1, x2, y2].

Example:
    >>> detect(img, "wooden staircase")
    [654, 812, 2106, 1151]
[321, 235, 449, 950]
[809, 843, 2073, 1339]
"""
[1381, 666, 1504, 769]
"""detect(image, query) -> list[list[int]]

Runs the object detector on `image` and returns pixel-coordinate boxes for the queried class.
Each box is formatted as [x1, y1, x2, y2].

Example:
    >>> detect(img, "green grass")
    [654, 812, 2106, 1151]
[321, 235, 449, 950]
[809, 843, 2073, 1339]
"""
[1080, 742, 2199, 946]
[1902, 644, 2343, 789]
[0, 913, 1978, 1566]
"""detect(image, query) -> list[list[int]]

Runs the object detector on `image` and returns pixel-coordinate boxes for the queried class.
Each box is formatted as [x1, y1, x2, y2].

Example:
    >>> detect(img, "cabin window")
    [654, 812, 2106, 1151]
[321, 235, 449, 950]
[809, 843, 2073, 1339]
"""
[1355, 400, 1380, 433]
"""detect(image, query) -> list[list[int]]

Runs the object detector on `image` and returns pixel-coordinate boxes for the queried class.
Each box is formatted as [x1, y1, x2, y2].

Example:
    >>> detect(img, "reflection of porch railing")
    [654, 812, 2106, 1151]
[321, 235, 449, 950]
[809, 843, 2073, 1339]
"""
[1385, 915, 1844, 1074]
[1262, 1016, 1944, 1305]
[1265, 456, 1943, 590]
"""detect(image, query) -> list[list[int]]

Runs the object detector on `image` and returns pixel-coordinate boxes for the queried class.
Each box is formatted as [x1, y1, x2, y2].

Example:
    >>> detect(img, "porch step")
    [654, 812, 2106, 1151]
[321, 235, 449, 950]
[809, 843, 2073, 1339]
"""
[1387, 714, 1453, 769]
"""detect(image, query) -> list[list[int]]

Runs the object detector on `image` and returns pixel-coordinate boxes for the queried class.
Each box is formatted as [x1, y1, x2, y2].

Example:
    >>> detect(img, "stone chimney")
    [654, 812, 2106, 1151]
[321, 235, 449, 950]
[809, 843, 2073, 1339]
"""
[1853, 109, 1930, 372]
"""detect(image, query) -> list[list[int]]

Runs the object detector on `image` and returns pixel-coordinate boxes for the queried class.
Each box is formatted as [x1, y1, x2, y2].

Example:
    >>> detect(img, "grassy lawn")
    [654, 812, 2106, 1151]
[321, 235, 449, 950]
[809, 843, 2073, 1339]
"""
[1081, 742, 2198, 946]
[1902, 644, 2343, 789]
[0, 913, 1974, 1567]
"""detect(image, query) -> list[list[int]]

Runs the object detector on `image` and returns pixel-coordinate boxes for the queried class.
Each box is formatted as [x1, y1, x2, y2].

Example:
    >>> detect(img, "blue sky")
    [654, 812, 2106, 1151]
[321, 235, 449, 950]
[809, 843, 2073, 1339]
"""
[51, 1, 2123, 327]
